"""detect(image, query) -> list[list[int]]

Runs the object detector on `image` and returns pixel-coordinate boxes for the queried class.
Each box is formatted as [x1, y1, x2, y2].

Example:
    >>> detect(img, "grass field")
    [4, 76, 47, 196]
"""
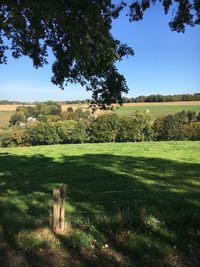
[0, 111, 14, 127]
[0, 142, 200, 266]
[115, 104, 200, 119]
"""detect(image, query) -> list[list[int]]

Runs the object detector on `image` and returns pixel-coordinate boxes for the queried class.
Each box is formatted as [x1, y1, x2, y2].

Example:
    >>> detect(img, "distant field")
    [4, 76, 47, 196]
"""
[115, 102, 200, 118]
[0, 111, 14, 127]
[0, 142, 199, 266]
[0, 101, 200, 126]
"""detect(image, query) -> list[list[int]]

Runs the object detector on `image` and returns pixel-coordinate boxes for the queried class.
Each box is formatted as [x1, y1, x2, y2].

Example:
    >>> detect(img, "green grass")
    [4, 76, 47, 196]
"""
[0, 111, 14, 127]
[115, 105, 200, 119]
[0, 142, 200, 266]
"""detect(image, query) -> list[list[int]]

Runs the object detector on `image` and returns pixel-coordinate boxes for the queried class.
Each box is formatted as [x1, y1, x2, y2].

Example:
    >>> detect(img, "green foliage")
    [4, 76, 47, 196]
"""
[154, 114, 188, 140]
[187, 110, 197, 122]
[2, 110, 200, 147]
[89, 113, 119, 143]
[67, 108, 90, 121]
[122, 93, 200, 103]
[9, 111, 26, 125]
[56, 120, 88, 144]
[134, 110, 153, 141]
[67, 106, 73, 113]
[37, 114, 48, 122]
[36, 102, 61, 116]
[197, 112, 200, 122]
[0, 130, 13, 147]
[117, 116, 138, 142]
[47, 115, 61, 122]
[186, 122, 200, 140]
[0, 2, 199, 104]
[16, 105, 37, 118]
[27, 123, 60, 145]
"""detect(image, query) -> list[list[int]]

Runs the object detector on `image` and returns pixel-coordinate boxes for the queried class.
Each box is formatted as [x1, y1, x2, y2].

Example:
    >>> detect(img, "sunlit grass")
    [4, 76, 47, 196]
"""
[0, 141, 200, 266]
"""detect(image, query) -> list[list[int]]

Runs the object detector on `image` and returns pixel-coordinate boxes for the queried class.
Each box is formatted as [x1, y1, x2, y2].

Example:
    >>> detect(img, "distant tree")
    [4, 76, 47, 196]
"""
[9, 111, 26, 125]
[37, 114, 48, 122]
[67, 107, 74, 113]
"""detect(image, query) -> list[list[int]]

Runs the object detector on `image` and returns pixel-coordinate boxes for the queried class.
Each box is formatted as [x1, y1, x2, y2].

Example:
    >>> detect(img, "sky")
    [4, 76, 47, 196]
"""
[0, 3, 199, 102]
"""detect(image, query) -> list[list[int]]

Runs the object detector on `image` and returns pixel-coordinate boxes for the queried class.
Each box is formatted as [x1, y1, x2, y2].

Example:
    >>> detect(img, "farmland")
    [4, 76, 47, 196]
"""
[0, 111, 15, 127]
[0, 142, 199, 266]
[0, 101, 200, 127]
[114, 101, 200, 119]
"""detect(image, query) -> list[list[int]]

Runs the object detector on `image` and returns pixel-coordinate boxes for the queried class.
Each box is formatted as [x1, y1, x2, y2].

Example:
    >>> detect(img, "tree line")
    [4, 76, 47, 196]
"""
[122, 93, 200, 103]
[1, 93, 200, 106]
[0, 102, 200, 147]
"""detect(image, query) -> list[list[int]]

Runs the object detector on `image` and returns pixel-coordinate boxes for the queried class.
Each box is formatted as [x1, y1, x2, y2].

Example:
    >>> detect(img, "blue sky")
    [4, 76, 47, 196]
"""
[0, 3, 199, 101]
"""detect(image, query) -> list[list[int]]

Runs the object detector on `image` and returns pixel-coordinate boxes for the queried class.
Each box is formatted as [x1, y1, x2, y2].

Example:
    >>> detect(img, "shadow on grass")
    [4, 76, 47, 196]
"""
[0, 152, 199, 266]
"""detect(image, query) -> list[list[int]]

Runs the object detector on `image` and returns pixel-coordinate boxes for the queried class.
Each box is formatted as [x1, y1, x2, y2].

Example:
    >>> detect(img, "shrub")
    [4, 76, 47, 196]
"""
[27, 123, 60, 145]
[154, 114, 188, 140]
[57, 120, 88, 143]
[0, 130, 14, 147]
[89, 113, 119, 143]
[11, 128, 29, 146]
[37, 114, 48, 122]
[186, 122, 200, 140]
[134, 110, 154, 141]
[117, 116, 138, 142]
[56, 120, 78, 143]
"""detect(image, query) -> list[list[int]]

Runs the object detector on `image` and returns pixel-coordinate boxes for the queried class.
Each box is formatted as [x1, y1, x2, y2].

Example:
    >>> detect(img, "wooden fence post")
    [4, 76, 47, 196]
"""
[52, 184, 67, 233]
[60, 184, 67, 232]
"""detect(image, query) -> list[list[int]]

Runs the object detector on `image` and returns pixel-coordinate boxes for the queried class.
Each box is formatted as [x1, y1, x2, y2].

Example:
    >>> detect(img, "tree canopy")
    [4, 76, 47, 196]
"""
[0, 1, 199, 105]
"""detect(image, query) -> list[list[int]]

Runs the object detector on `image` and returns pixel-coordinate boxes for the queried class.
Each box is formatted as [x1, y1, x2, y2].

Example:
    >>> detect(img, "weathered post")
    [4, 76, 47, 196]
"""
[52, 184, 67, 233]
[60, 184, 67, 232]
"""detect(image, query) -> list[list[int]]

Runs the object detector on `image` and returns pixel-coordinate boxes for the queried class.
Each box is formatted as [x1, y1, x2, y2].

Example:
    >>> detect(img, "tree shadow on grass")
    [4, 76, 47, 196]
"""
[0, 152, 199, 266]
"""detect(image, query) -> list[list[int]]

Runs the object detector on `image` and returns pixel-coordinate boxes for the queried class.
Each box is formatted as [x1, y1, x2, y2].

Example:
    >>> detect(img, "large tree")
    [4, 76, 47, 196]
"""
[0, 1, 199, 106]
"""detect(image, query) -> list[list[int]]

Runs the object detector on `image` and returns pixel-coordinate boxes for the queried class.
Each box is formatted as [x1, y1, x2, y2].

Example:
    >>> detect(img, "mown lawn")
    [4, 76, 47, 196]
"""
[0, 142, 200, 266]
[115, 105, 200, 119]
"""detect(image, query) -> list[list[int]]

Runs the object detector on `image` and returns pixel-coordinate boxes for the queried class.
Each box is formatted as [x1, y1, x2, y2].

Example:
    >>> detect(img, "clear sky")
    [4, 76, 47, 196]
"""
[0, 3, 199, 101]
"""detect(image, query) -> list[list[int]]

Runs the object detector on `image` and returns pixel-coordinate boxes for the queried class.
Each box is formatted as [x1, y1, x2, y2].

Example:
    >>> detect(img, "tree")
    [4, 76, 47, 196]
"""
[9, 111, 26, 125]
[67, 107, 73, 113]
[0, 1, 199, 105]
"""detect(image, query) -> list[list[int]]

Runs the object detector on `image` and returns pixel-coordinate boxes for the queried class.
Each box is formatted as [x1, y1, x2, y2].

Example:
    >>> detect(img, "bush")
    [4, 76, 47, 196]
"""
[186, 122, 200, 140]
[154, 114, 188, 140]
[27, 123, 60, 145]
[11, 128, 29, 146]
[57, 120, 88, 143]
[0, 130, 14, 147]
[134, 111, 154, 141]
[117, 116, 138, 142]
[89, 113, 119, 143]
